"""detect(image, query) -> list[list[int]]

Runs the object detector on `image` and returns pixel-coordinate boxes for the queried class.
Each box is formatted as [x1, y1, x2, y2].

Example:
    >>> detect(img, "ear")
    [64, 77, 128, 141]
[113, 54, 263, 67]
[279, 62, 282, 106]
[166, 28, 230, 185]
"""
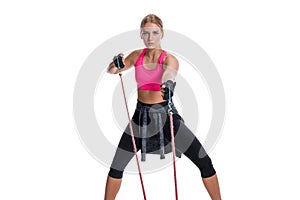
[161, 31, 164, 39]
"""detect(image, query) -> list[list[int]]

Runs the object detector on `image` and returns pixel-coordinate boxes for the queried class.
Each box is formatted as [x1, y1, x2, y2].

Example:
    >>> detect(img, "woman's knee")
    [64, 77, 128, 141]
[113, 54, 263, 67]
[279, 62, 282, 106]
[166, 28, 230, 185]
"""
[108, 168, 124, 179]
[183, 138, 216, 178]
[198, 155, 216, 178]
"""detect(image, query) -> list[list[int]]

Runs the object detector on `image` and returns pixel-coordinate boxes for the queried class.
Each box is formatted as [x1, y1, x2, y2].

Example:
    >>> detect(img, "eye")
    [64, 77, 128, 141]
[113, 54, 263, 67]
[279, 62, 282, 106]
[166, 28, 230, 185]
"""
[141, 31, 149, 36]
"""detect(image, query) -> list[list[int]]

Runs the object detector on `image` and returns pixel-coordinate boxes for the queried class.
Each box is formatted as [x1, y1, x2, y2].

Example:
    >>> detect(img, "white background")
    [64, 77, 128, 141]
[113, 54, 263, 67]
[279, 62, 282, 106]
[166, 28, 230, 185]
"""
[1, 0, 300, 199]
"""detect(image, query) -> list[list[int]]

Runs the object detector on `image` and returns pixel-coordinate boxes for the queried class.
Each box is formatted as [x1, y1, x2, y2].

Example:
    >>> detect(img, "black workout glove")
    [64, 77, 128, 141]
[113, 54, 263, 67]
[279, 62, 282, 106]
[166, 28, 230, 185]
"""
[161, 80, 176, 100]
[113, 53, 125, 70]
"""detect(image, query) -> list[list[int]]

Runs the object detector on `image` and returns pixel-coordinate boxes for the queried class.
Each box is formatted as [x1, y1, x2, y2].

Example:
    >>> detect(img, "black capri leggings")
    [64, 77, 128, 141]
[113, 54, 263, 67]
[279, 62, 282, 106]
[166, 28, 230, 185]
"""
[108, 100, 216, 179]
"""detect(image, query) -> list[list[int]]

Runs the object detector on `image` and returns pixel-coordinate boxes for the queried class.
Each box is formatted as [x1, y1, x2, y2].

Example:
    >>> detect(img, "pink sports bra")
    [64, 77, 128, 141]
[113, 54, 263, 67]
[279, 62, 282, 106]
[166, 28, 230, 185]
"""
[134, 48, 166, 91]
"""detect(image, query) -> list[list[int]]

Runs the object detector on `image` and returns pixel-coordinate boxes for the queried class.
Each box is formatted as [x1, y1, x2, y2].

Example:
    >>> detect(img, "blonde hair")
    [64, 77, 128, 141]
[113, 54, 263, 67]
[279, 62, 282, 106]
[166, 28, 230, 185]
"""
[140, 14, 163, 31]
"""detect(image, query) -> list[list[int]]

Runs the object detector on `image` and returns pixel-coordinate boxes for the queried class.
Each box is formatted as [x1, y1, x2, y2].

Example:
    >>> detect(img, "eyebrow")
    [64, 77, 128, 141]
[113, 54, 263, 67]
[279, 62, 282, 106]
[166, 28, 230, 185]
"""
[141, 28, 161, 32]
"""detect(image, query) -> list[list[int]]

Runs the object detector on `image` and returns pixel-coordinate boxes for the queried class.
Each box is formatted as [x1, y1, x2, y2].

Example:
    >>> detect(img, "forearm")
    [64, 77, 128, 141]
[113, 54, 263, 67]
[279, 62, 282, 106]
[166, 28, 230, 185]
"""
[162, 68, 177, 82]
[107, 62, 118, 74]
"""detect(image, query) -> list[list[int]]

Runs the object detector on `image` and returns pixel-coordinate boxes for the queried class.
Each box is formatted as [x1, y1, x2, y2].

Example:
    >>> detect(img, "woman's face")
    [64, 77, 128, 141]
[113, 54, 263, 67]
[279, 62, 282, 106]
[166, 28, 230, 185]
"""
[140, 22, 163, 49]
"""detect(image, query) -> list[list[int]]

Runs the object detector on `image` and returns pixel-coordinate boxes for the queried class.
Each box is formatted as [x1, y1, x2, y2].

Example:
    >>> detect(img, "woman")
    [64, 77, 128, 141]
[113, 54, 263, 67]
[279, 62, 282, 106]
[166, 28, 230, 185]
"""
[105, 14, 222, 200]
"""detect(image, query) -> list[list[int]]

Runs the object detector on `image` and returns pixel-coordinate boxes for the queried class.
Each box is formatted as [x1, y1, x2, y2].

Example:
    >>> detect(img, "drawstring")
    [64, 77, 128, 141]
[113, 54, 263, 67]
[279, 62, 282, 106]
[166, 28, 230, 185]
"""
[141, 107, 147, 161]
[158, 113, 165, 159]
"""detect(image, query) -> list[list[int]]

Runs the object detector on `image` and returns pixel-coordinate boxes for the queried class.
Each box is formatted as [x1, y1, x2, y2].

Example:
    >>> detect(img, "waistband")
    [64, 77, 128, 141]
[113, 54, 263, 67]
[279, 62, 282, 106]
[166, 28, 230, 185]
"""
[137, 100, 168, 107]
[136, 100, 177, 114]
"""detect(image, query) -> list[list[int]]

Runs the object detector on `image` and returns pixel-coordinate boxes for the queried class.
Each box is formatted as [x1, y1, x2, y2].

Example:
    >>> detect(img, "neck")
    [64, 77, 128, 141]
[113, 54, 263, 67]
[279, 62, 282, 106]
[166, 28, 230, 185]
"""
[145, 47, 162, 58]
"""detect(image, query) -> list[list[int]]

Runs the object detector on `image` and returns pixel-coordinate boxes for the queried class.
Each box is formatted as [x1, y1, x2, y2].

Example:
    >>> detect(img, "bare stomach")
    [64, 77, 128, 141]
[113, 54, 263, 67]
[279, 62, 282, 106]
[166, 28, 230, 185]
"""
[137, 89, 166, 104]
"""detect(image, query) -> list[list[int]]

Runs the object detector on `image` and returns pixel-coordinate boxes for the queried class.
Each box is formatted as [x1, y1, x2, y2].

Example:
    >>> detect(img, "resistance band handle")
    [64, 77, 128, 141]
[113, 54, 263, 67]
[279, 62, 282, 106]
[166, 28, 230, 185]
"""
[113, 53, 125, 70]
[161, 80, 176, 101]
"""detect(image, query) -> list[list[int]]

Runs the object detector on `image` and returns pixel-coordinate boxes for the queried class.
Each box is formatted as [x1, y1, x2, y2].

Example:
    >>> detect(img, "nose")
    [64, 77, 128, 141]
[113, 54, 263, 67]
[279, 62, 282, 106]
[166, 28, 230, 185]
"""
[148, 33, 153, 41]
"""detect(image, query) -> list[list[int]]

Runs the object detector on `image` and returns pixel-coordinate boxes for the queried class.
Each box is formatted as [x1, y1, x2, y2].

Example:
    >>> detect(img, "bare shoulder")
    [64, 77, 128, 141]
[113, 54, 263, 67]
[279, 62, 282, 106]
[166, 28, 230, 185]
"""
[165, 52, 178, 62]
[164, 52, 179, 70]
[124, 49, 143, 67]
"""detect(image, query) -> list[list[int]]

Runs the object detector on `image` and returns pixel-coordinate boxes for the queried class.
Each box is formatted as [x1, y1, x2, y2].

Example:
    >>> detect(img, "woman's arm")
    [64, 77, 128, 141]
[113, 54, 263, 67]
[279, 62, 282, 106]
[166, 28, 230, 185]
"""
[107, 50, 140, 74]
[162, 53, 179, 82]
[160, 53, 179, 100]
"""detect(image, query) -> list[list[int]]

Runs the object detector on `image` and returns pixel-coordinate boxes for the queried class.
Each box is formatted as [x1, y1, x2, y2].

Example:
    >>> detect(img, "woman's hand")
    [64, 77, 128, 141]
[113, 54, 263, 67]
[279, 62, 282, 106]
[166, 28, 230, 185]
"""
[113, 53, 125, 70]
[107, 53, 125, 74]
[160, 80, 176, 100]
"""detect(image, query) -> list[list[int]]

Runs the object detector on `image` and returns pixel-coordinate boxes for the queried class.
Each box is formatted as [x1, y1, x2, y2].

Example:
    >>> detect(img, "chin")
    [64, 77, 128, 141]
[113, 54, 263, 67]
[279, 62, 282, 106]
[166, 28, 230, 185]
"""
[146, 45, 159, 49]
